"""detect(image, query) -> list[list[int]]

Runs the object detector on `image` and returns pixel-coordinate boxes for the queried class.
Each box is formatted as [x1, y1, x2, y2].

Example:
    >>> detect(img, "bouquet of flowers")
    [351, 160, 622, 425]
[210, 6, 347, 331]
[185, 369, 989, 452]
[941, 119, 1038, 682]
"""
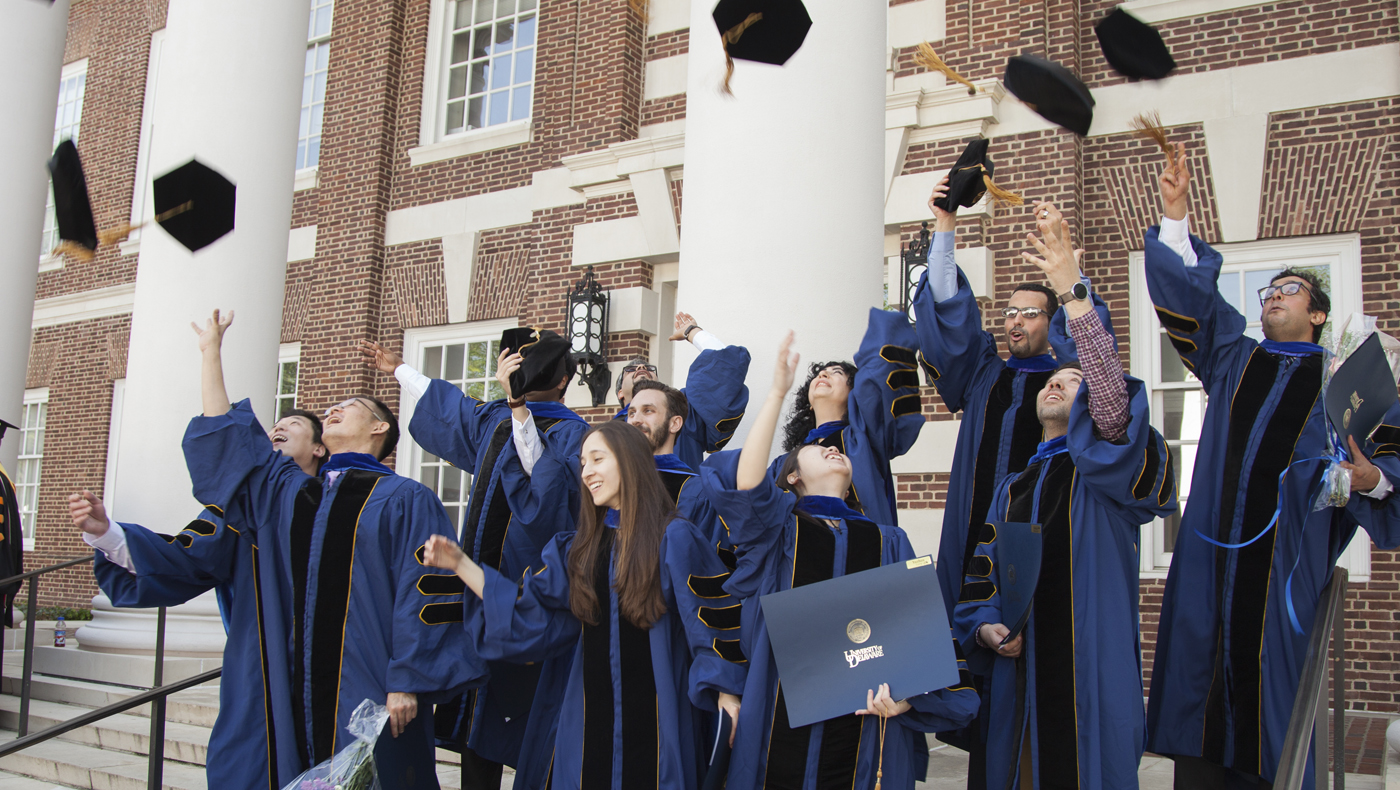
[280, 699, 389, 790]
[1314, 313, 1400, 510]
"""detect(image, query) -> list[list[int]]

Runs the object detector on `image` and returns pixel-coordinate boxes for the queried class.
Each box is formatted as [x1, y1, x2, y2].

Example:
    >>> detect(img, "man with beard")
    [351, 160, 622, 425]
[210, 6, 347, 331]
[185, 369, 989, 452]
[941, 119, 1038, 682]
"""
[627, 379, 729, 551]
[954, 211, 1176, 790]
[611, 311, 751, 471]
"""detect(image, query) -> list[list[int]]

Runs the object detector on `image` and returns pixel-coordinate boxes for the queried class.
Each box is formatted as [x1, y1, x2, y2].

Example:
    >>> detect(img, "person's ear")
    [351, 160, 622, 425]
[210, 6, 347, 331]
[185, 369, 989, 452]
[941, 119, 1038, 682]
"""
[1311, 311, 1327, 328]
[668, 415, 683, 437]
[314, 444, 327, 459]
[369, 420, 389, 437]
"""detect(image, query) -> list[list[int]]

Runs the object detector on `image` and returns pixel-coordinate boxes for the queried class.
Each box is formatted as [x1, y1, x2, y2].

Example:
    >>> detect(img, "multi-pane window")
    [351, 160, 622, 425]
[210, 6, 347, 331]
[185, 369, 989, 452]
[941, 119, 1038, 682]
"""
[15, 392, 48, 542]
[299, 0, 333, 171]
[275, 359, 300, 422]
[1131, 235, 1359, 572]
[416, 338, 506, 533]
[443, 0, 537, 136]
[41, 65, 87, 257]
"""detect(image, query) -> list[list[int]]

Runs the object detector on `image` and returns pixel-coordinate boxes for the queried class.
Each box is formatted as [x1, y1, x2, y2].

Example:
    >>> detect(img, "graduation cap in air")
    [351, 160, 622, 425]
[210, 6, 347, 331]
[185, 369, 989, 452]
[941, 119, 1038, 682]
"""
[0, 418, 16, 448]
[1095, 8, 1176, 81]
[148, 159, 237, 253]
[1326, 332, 1400, 454]
[500, 328, 577, 396]
[1003, 54, 1096, 137]
[933, 138, 1023, 212]
[46, 140, 98, 262]
[712, 0, 812, 92]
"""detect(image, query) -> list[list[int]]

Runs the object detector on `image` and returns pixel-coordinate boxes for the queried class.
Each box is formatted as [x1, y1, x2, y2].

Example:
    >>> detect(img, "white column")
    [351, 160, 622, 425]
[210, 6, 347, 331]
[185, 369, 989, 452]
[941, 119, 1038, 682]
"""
[113, 0, 311, 527]
[677, 0, 887, 444]
[0, 0, 69, 472]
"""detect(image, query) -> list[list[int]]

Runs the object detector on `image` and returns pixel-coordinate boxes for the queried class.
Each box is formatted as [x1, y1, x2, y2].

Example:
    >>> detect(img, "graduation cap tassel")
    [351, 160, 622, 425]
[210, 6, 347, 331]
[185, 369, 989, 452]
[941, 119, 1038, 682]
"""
[1130, 111, 1172, 156]
[873, 713, 888, 790]
[981, 174, 1024, 207]
[914, 42, 978, 96]
[720, 12, 763, 95]
[97, 201, 196, 246]
[50, 240, 95, 263]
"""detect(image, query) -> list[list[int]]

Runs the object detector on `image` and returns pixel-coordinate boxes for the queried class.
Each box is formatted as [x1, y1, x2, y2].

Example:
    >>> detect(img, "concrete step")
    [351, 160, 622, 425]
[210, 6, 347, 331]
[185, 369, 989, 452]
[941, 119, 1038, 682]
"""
[0, 670, 220, 729]
[2, 650, 220, 690]
[0, 734, 206, 790]
[0, 768, 78, 789]
[0, 697, 208, 766]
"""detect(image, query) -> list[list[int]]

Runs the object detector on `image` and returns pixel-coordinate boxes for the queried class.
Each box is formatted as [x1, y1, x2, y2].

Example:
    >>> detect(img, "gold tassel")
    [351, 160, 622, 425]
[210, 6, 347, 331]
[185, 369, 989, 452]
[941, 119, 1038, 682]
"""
[874, 713, 888, 790]
[1130, 111, 1172, 156]
[628, 0, 647, 24]
[51, 240, 94, 263]
[720, 12, 763, 95]
[914, 42, 977, 96]
[98, 222, 138, 246]
[982, 173, 1024, 207]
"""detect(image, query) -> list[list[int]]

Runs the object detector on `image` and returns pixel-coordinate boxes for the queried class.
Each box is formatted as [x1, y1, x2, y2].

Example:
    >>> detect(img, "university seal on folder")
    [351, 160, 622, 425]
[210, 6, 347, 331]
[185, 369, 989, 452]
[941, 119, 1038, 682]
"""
[758, 555, 959, 727]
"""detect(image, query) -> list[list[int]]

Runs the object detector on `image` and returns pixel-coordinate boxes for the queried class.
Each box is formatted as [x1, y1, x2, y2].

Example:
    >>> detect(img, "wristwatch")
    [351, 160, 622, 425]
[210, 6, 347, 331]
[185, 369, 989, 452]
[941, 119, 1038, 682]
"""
[1057, 282, 1089, 305]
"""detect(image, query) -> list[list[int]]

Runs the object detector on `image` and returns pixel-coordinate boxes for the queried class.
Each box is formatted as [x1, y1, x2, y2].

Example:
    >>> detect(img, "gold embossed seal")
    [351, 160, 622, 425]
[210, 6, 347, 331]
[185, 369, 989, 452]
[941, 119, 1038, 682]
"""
[847, 618, 871, 644]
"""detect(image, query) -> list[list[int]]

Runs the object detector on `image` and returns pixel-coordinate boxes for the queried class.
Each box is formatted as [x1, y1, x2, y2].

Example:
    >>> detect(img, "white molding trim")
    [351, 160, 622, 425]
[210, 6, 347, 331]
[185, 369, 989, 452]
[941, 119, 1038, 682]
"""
[32, 283, 136, 329]
[278, 341, 302, 364]
[1119, 0, 1267, 24]
[293, 166, 319, 191]
[561, 131, 686, 189]
[408, 120, 534, 167]
[287, 225, 318, 262]
[38, 254, 63, 273]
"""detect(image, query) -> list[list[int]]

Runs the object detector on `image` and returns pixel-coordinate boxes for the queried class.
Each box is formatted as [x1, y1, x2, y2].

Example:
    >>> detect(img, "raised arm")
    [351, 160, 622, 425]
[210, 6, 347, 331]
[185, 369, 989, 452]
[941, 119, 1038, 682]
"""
[671, 311, 751, 457]
[191, 309, 234, 418]
[736, 332, 799, 491]
[848, 307, 924, 463]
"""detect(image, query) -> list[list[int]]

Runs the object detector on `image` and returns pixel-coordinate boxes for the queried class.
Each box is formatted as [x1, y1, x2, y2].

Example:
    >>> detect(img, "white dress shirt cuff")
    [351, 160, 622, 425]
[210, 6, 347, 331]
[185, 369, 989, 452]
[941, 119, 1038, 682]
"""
[1364, 471, 1392, 500]
[394, 364, 432, 401]
[83, 521, 136, 574]
[1158, 215, 1198, 268]
[690, 329, 724, 353]
[512, 411, 543, 476]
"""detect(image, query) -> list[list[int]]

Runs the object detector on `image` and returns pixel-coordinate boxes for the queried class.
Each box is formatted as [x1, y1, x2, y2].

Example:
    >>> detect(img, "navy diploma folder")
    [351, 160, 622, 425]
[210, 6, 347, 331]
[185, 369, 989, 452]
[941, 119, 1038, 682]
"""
[758, 555, 960, 728]
[1326, 332, 1399, 455]
[990, 522, 1043, 645]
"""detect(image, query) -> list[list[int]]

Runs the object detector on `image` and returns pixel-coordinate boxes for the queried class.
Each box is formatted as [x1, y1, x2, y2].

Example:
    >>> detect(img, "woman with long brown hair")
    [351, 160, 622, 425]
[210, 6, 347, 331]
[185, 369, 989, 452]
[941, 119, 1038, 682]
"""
[423, 420, 745, 790]
[709, 332, 979, 790]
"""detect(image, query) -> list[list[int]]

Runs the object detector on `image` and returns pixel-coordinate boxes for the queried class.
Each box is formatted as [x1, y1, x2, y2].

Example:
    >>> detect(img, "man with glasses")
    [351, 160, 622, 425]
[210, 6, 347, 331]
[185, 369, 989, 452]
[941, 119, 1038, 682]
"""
[1143, 141, 1400, 789]
[611, 310, 751, 472]
[363, 328, 589, 790]
[911, 172, 1112, 789]
[183, 310, 484, 790]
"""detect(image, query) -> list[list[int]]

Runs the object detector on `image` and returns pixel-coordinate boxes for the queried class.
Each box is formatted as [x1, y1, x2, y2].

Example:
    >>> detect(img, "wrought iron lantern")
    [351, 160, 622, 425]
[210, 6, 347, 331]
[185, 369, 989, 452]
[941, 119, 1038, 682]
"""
[568, 266, 611, 406]
[899, 221, 932, 324]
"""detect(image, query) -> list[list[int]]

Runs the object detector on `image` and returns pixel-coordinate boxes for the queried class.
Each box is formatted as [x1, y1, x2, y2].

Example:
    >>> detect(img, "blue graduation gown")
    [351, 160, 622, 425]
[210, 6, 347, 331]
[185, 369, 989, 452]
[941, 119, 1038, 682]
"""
[183, 401, 485, 789]
[467, 516, 747, 790]
[611, 343, 751, 471]
[656, 453, 733, 565]
[93, 508, 301, 790]
[766, 308, 925, 527]
[954, 377, 1176, 790]
[707, 478, 979, 790]
[408, 383, 588, 766]
[1141, 229, 1400, 784]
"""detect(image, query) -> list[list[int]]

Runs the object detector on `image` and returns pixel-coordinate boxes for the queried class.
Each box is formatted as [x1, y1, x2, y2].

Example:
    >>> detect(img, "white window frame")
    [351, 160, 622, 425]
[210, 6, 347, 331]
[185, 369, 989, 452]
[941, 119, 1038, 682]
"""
[39, 58, 90, 273]
[413, 0, 534, 166]
[16, 388, 50, 552]
[276, 342, 302, 422]
[397, 318, 518, 536]
[1129, 232, 1368, 579]
[297, 0, 333, 187]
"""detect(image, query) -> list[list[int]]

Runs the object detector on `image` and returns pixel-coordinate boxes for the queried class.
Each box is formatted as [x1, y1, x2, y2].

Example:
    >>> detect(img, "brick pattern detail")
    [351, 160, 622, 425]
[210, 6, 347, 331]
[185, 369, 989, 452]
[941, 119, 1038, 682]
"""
[1259, 106, 1393, 238]
[280, 280, 313, 344]
[104, 333, 129, 380]
[292, 190, 319, 228]
[645, 28, 688, 61]
[25, 344, 59, 390]
[469, 248, 532, 321]
[390, 261, 449, 329]
[895, 472, 950, 509]
[1096, 127, 1224, 248]
[641, 93, 686, 127]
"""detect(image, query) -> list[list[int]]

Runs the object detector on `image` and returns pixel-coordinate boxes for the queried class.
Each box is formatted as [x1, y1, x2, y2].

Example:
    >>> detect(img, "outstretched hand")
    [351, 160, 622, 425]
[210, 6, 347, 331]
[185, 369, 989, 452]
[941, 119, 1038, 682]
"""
[772, 331, 800, 395]
[668, 311, 700, 342]
[496, 347, 524, 402]
[1160, 142, 1190, 221]
[190, 309, 234, 355]
[1021, 202, 1083, 296]
[67, 490, 110, 537]
[360, 340, 404, 374]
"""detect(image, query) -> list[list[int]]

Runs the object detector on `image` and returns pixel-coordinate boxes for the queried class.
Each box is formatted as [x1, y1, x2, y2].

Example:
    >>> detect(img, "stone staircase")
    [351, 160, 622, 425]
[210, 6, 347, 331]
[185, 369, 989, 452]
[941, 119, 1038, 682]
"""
[0, 648, 495, 790]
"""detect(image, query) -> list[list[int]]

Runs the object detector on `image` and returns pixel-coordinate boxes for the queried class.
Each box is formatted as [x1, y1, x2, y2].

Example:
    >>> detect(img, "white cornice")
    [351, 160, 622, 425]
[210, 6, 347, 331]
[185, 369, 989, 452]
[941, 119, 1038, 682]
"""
[560, 132, 686, 189]
[33, 283, 136, 329]
[887, 80, 1006, 143]
[1119, 0, 1267, 24]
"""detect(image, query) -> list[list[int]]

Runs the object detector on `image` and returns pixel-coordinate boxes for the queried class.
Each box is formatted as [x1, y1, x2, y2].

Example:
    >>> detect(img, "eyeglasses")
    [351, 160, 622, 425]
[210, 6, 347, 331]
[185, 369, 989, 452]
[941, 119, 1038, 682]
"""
[1258, 280, 1314, 305]
[1001, 307, 1047, 320]
[324, 398, 389, 424]
[622, 364, 658, 375]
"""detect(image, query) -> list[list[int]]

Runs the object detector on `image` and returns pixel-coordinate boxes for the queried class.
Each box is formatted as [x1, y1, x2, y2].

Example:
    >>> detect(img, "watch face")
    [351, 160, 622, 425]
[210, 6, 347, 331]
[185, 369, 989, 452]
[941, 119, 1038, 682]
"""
[1074, 282, 1088, 300]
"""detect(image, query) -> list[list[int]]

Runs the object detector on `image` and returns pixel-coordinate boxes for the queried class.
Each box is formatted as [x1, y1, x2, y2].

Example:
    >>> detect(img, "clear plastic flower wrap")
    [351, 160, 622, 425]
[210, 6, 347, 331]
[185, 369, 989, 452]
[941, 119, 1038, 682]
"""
[280, 699, 388, 790]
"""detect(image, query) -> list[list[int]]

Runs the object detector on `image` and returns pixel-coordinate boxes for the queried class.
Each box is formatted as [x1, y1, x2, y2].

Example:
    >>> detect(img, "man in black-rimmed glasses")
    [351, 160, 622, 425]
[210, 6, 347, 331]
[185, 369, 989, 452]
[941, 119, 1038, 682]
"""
[1143, 138, 1400, 790]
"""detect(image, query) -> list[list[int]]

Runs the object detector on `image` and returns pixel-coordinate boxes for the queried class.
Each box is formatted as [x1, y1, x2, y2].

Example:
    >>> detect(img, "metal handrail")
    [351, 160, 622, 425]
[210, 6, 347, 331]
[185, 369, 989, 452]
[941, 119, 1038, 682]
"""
[1, 552, 219, 788]
[1276, 565, 1348, 790]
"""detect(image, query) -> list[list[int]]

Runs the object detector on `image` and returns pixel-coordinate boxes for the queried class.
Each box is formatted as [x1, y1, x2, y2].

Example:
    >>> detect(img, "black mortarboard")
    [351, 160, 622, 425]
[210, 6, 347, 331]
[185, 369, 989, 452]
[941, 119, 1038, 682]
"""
[933, 139, 1023, 212]
[712, 0, 811, 66]
[47, 140, 98, 259]
[1326, 333, 1399, 454]
[1003, 54, 1096, 137]
[0, 418, 17, 446]
[1095, 8, 1176, 81]
[988, 522, 1043, 645]
[500, 328, 577, 396]
[150, 159, 237, 253]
